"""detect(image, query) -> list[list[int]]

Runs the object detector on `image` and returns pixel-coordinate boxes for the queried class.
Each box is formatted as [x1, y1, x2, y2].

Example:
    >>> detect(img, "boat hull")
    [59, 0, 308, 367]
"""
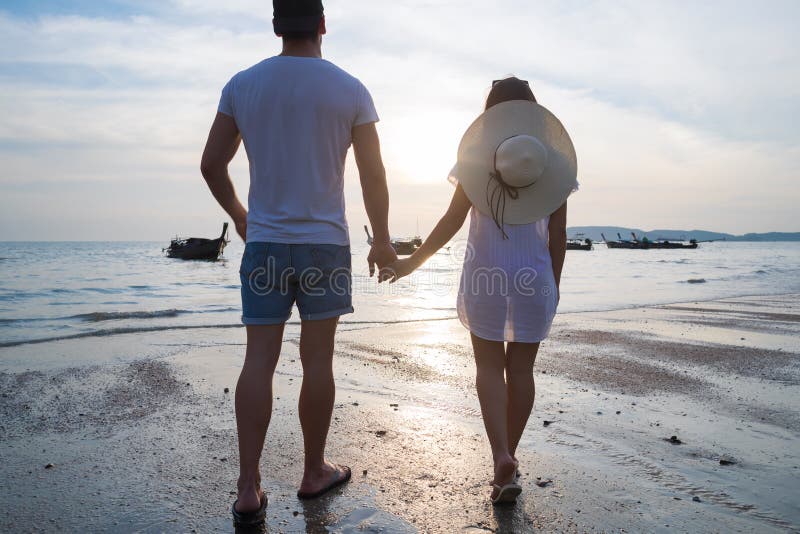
[165, 223, 229, 261]
[166, 237, 227, 260]
[391, 241, 418, 256]
[364, 225, 419, 256]
[604, 241, 698, 250]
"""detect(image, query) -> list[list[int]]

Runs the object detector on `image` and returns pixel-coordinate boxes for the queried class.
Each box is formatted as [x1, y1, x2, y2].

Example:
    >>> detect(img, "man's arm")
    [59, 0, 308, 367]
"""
[200, 112, 248, 241]
[352, 122, 396, 275]
[548, 201, 568, 292]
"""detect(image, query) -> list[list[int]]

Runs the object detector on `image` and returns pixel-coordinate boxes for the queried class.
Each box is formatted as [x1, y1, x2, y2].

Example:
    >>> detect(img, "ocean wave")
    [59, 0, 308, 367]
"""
[0, 306, 240, 325]
[0, 323, 243, 348]
[83, 287, 124, 294]
[0, 316, 458, 348]
[72, 309, 189, 322]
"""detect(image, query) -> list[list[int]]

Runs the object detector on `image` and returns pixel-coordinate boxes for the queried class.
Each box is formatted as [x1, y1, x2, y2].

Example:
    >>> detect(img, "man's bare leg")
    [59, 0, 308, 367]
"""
[297, 317, 348, 494]
[235, 323, 284, 512]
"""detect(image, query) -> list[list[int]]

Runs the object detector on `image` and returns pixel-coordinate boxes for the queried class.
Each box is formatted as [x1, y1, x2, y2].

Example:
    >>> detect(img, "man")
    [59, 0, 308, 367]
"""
[200, 0, 396, 525]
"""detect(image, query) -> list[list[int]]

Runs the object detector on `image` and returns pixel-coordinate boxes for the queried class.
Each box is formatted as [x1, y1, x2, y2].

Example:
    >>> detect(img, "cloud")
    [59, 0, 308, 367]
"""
[0, 1, 798, 240]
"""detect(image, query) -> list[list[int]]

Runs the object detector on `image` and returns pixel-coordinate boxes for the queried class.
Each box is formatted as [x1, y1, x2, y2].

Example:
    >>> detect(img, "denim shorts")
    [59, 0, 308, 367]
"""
[240, 242, 353, 325]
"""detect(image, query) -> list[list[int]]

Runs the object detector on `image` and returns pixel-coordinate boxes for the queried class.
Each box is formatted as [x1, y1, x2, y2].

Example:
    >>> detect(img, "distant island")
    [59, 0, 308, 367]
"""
[566, 226, 800, 242]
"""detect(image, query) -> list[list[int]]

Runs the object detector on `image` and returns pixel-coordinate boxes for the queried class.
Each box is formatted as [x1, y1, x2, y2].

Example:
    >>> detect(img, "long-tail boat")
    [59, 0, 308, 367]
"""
[630, 232, 698, 249]
[601, 231, 698, 250]
[601, 232, 637, 249]
[165, 223, 229, 260]
[567, 235, 593, 250]
[364, 225, 419, 256]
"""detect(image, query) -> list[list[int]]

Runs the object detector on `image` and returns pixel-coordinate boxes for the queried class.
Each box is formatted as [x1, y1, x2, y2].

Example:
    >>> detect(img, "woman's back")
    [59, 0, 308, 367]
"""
[458, 208, 558, 343]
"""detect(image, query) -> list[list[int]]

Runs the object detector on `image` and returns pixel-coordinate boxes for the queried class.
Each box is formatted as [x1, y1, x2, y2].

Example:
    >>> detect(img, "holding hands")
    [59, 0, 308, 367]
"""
[367, 240, 421, 283]
[367, 241, 398, 277]
[369, 184, 472, 284]
[378, 256, 419, 283]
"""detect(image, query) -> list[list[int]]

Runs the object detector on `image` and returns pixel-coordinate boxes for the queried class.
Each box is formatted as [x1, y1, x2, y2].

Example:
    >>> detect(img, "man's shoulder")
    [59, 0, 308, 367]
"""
[233, 57, 276, 80]
[319, 60, 359, 81]
[226, 57, 370, 96]
[235, 57, 358, 78]
[304, 60, 369, 94]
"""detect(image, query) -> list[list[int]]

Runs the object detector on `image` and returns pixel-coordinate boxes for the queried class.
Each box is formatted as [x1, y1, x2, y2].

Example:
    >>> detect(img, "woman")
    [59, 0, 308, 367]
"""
[381, 77, 577, 504]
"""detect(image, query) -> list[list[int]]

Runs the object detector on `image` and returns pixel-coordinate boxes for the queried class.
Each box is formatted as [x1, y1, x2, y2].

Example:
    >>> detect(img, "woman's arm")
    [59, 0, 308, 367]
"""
[548, 201, 568, 291]
[380, 184, 471, 281]
[411, 184, 472, 267]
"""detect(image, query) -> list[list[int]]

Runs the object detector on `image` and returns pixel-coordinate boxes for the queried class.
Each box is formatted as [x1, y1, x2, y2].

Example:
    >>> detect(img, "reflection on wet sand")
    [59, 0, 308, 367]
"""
[1, 294, 798, 532]
[234, 522, 268, 534]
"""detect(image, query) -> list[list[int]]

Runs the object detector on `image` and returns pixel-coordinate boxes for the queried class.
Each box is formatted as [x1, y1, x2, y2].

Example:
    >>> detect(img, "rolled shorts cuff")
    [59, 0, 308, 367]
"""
[241, 313, 292, 326]
[299, 306, 354, 322]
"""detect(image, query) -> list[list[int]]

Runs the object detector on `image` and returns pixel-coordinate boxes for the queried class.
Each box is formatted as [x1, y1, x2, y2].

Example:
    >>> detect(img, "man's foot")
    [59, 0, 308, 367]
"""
[297, 461, 351, 499]
[235, 478, 264, 514]
[231, 492, 268, 527]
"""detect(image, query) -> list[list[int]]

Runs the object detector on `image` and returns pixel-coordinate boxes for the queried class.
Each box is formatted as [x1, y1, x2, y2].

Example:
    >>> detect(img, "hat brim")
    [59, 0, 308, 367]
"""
[454, 100, 577, 225]
[273, 15, 322, 34]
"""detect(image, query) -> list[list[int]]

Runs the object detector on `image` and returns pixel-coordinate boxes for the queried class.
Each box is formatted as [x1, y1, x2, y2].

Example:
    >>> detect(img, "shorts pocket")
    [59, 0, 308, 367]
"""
[302, 245, 351, 295]
[309, 245, 349, 274]
[240, 243, 279, 294]
[239, 243, 268, 276]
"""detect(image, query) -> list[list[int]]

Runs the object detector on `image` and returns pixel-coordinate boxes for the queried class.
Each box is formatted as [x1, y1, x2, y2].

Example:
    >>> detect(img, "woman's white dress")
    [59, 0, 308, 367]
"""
[457, 208, 558, 343]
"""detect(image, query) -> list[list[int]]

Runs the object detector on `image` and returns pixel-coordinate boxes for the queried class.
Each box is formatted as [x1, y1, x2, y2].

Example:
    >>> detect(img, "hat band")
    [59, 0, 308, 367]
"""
[487, 136, 537, 239]
[486, 171, 535, 239]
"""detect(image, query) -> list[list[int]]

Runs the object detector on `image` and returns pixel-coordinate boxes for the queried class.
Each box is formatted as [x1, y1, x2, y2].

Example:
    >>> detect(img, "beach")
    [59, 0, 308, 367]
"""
[2, 292, 798, 532]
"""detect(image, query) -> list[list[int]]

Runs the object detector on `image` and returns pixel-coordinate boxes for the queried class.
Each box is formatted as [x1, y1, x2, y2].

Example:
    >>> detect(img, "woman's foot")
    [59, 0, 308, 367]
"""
[491, 482, 522, 505]
[490, 454, 518, 501]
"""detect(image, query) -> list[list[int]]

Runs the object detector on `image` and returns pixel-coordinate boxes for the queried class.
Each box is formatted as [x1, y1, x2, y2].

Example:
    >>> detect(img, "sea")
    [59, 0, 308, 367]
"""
[1, 240, 799, 348]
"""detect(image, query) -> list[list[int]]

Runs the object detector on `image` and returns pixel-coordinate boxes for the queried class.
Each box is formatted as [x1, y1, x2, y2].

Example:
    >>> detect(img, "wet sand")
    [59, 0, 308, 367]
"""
[1, 293, 799, 532]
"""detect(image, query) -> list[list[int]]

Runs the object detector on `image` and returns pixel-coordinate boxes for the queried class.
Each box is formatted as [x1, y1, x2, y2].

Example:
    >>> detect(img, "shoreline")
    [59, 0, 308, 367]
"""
[3, 290, 799, 351]
[1, 293, 798, 531]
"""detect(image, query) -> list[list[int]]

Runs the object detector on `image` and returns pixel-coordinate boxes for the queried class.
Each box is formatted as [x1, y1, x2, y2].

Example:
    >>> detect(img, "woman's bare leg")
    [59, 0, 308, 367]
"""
[505, 341, 539, 459]
[471, 333, 517, 491]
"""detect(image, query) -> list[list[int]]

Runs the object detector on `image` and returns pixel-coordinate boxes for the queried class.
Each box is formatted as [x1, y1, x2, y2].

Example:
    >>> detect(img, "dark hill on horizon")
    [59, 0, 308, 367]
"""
[566, 226, 800, 242]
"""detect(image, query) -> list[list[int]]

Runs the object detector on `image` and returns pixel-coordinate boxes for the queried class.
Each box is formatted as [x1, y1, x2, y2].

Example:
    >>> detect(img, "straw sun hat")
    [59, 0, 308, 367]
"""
[452, 100, 578, 236]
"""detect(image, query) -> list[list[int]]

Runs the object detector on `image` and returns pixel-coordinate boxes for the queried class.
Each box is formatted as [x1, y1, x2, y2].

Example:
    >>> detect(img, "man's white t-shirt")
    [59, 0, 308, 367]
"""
[218, 56, 379, 245]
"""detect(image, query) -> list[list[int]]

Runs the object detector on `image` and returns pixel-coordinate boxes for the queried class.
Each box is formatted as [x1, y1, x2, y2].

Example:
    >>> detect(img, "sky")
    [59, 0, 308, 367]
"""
[0, 0, 798, 241]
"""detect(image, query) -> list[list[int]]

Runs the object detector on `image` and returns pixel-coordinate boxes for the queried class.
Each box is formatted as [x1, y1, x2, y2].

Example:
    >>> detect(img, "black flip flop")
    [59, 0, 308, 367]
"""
[231, 493, 268, 527]
[296, 465, 352, 500]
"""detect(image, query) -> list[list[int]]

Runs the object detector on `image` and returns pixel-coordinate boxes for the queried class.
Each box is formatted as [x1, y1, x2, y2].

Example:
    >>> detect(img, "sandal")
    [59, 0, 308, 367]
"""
[231, 492, 268, 527]
[297, 465, 352, 500]
[491, 482, 522, 505]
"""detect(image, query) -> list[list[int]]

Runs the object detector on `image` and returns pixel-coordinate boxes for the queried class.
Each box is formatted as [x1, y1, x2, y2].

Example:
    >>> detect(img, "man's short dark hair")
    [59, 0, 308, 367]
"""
[273, 0, 323, 41]
[280, 29, 319, 42]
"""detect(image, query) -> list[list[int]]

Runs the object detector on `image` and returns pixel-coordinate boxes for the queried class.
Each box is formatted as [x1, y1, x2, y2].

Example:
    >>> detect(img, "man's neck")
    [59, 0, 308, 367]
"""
[280, 39, 322, 59]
